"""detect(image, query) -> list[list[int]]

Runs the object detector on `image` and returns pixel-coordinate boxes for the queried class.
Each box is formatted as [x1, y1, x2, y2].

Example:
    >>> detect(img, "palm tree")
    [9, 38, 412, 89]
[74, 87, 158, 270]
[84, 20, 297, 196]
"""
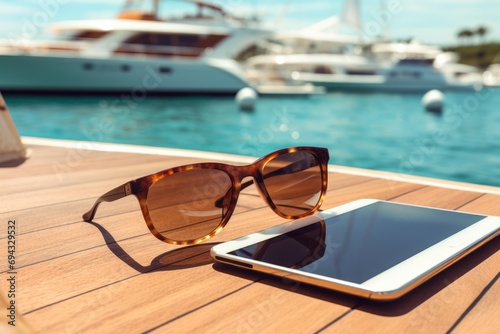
[463, 29, 474, 45]
[476, 26, 488, 44]
[457, 29, 473, 45]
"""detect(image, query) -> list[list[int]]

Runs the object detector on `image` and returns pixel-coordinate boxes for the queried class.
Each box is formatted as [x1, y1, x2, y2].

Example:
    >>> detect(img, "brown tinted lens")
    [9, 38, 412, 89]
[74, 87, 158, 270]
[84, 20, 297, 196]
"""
[262, 151, 323, 217]
[146, 169, 233, 242]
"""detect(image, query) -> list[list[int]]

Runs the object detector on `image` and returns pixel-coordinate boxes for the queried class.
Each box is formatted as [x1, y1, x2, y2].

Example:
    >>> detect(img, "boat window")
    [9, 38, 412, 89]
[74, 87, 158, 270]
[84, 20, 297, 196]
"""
[345, 69, 376, 75]
[117, 33, 227, 57]
[70, 30, 109, 41]
[397, 58, 434, 66]
[314, 66, 334, 74]
[123, 33, 226, 48]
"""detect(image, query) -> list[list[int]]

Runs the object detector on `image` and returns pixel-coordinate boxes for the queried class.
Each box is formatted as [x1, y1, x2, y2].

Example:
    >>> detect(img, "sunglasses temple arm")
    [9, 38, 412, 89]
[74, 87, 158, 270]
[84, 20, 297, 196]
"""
[82, 183, 132, 222]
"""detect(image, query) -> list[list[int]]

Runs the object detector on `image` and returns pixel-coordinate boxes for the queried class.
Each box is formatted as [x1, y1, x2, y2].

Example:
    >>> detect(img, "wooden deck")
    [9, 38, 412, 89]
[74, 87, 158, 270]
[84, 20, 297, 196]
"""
[1, 138, 499, 333]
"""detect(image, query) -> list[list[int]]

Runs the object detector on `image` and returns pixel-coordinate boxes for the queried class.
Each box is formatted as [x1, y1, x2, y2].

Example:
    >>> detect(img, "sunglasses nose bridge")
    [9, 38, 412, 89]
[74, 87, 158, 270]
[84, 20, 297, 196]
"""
[235, 163, 277, 210]
[229, 164, 268, 200]
[230, 164, 259, 185]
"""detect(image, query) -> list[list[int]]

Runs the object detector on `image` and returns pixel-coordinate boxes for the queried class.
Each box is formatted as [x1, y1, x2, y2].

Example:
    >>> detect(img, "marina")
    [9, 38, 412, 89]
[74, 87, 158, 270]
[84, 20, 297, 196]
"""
[0, 0, 498, 96]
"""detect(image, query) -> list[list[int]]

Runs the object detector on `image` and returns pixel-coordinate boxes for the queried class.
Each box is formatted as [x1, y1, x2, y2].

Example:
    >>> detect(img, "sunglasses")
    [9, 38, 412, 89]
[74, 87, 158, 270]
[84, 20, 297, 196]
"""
[83, 146, 329, 245]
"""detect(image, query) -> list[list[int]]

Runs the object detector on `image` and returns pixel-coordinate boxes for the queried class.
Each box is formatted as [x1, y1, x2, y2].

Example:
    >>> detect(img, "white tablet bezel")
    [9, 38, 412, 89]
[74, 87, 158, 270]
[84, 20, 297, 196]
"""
[211, 199, 500, 300]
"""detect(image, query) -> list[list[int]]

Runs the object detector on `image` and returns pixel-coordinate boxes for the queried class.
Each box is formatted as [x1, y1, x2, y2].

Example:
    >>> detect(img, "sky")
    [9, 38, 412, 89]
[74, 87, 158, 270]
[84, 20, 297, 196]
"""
[0, 0, 499, 46]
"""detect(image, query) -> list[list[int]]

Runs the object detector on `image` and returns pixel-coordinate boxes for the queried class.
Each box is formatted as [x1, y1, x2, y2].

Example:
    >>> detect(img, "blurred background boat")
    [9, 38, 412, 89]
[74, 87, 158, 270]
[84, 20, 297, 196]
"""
[243, 16, 484, 93]
[0, 0, 269, 95]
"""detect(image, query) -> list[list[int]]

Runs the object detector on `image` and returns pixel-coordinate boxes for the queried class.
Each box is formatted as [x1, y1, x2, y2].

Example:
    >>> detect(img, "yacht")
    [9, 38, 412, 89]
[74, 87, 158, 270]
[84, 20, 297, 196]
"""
[245, 39, 484, 93]
[0, 0, 269, 95]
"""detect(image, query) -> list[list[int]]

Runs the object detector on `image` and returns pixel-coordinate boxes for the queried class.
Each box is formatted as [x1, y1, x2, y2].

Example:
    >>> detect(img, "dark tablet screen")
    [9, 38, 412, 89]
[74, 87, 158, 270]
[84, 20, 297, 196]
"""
[230, 202, 485, 284]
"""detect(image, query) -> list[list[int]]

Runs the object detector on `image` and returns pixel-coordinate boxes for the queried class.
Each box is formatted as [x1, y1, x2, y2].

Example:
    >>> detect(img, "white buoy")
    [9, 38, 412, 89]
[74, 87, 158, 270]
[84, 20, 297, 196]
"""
[422, 89, 444, 113]
[235, 87, 257, 111]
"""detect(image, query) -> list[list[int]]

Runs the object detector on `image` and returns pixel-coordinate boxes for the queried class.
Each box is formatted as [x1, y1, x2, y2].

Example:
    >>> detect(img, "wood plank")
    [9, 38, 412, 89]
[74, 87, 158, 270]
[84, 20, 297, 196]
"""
[459, 193, 500, 216]
[154, 268, 360, 333]
[1, 153, 204, 194]
[390, 185, 484, 210]
[452, 271, 500, 334]
[23, 264, 254, 333]
[321, 177, 424, 209]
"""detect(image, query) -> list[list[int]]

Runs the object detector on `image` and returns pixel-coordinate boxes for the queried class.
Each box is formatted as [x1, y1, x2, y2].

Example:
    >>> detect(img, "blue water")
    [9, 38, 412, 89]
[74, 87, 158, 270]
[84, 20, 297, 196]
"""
[5, 89, 500, 187]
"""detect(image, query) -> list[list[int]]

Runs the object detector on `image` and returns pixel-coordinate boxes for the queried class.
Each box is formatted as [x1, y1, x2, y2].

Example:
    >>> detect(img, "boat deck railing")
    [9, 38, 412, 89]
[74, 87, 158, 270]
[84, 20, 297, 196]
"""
[0, 39, 210, 59]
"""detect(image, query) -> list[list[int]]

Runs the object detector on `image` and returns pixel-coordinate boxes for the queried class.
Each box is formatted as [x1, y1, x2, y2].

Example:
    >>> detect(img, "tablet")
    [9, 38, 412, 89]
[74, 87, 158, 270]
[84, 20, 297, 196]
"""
[211, 199, 500, 300]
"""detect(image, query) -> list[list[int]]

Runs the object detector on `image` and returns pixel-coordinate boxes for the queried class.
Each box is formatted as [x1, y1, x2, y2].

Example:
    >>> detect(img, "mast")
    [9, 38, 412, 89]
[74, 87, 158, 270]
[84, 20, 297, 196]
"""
[153, 0, 159, 16]
[341, 0, 361, 33]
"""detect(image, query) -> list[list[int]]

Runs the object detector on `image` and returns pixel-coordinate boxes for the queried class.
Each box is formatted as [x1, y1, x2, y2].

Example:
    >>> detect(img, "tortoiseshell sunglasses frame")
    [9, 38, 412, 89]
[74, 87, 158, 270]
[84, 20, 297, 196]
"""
[83, 146, 329, 245]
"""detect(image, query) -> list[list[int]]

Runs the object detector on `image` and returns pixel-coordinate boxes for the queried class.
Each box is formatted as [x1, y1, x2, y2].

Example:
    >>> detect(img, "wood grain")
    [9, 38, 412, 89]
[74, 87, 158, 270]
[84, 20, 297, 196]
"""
[0, 141, 498, 333]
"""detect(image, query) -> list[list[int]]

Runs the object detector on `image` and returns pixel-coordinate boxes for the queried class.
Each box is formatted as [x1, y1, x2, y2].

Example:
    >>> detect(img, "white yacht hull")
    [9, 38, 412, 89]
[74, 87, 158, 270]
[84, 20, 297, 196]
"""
[245, 52, 481, 94]
[0, 54, 251, 95]
[297, 73, 476, 93]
